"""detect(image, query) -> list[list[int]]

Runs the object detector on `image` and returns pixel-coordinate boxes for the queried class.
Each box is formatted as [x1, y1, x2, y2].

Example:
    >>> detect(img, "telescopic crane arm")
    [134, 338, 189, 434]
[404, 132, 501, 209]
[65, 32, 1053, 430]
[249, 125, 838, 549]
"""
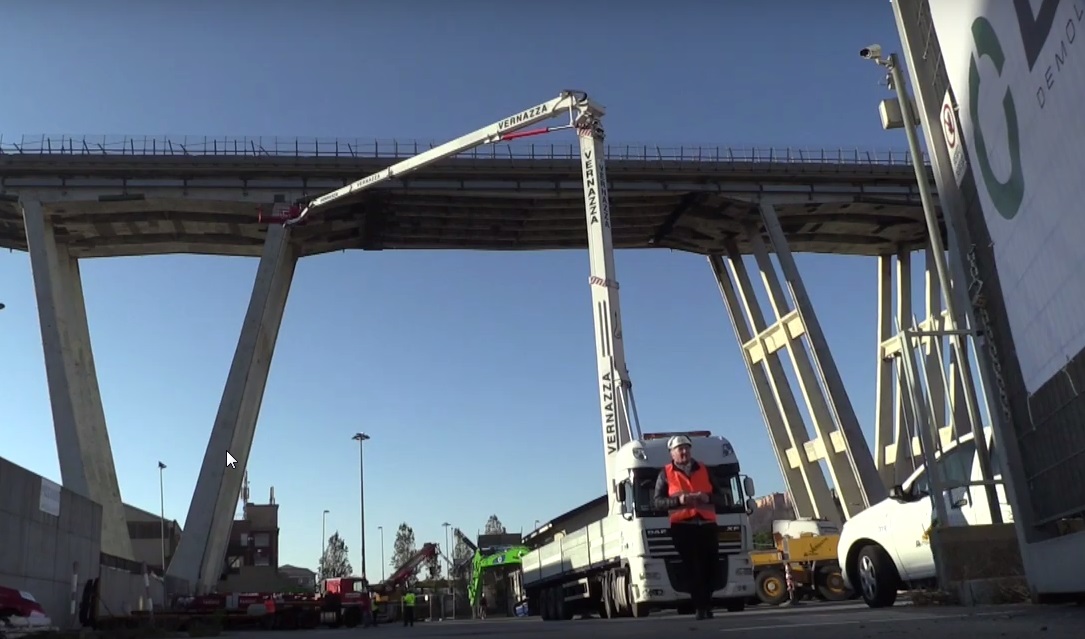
[262, 90, 596, 226]
[264, 90, 641, 506]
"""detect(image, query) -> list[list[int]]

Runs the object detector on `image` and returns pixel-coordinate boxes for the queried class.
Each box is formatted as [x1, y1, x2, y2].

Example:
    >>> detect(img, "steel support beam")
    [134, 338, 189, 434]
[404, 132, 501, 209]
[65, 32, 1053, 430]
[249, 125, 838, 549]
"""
[874, 242, 982, 486]
[21, 199, 134, 560]
[166, 223, 298, 593]
[751, 203, 886, 518]
[709, 250, 837, 522]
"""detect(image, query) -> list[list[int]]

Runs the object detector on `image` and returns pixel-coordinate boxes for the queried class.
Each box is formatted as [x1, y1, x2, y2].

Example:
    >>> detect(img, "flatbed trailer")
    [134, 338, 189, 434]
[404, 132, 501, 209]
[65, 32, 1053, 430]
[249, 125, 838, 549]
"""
[81, 580, 339, 631]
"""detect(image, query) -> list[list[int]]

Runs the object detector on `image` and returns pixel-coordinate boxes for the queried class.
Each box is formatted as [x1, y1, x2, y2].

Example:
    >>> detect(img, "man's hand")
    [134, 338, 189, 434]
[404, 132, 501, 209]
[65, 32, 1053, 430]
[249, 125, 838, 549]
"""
[679, 492, 710, 505]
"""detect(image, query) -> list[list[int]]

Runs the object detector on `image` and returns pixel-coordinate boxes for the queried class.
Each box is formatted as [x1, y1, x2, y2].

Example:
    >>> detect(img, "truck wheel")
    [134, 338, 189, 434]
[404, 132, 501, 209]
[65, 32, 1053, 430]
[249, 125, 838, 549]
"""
[540, 589, 551, 621]
[601, 576, 617, 619]
[724, 598, 746, 613]
[815, 565, 852, 601]
[856, 545, 899, 608]
[342, 606, 360, 628]
[755, 569, 789, 606]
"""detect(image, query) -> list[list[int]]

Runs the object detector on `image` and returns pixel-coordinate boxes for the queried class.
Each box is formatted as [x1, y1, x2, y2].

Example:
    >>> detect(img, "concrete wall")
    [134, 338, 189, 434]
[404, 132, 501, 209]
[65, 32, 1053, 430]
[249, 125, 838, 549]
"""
[0, 456, 101, 627]
[0, 456, 187, 627]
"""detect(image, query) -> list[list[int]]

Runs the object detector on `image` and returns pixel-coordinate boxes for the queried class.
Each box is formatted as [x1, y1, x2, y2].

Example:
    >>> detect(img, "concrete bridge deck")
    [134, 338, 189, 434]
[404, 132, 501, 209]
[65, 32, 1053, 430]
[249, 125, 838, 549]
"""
[0, 136, 938, 258]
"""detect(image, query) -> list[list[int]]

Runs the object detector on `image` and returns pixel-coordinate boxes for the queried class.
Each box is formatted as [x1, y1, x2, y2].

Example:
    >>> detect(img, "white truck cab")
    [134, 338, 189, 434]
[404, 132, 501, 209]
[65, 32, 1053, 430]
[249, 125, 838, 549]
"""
[521, 431, 758, 619]
[615, 431, 758, 611]
[837, 428, 1013, 607]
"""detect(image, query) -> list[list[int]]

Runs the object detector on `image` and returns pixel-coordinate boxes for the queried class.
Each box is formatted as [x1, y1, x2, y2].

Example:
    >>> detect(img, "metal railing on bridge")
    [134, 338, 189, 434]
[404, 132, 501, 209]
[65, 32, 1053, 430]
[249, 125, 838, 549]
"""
[0, 134, 928, 166]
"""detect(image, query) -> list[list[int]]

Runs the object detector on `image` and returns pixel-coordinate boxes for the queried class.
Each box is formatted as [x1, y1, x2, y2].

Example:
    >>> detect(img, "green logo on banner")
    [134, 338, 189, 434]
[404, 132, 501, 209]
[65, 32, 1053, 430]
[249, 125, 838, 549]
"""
[964, 0, 1068, 221]
[967, 17, 1025, 221]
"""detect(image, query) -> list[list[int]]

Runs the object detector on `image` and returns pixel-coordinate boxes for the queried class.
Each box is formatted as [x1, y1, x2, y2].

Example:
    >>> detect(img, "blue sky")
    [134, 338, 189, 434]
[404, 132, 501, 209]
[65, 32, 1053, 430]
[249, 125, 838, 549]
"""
[1, 0, 914, 577]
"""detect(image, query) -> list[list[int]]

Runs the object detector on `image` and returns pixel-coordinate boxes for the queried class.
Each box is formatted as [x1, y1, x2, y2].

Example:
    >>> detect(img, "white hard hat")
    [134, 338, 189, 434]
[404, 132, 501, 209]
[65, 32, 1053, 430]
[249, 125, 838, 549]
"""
[667, 435, 692, 450]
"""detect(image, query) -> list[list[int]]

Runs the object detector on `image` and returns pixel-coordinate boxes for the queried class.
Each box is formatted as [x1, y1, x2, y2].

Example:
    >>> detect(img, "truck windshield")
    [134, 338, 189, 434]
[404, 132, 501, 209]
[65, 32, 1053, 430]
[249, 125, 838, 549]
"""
[630, 463, 745, 518]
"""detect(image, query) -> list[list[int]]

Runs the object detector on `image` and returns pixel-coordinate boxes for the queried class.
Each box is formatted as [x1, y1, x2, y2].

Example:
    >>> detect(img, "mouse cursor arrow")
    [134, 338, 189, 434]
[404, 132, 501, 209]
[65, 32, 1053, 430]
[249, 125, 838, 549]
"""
[226, 452, 237, 469]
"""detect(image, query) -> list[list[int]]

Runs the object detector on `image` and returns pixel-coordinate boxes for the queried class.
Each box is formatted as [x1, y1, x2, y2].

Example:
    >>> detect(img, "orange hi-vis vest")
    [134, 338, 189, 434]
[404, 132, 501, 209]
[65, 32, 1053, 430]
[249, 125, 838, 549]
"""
[665, 462, 716, 524]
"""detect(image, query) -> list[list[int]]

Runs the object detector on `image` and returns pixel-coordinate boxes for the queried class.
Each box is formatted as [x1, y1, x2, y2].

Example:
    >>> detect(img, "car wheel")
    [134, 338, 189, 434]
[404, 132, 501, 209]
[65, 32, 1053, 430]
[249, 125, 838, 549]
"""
[856, 545, 899, 608]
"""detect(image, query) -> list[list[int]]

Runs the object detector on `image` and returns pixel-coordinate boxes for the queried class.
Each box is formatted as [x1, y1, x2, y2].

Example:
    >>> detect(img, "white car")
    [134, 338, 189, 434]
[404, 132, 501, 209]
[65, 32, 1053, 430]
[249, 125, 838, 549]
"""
[837, 429, 1014, 607]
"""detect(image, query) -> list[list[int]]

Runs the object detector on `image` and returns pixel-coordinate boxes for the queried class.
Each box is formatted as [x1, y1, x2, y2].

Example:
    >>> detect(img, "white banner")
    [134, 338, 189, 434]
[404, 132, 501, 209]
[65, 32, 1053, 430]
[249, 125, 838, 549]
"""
[930, 0, 1085, 392]
[39, 477, 61, 517]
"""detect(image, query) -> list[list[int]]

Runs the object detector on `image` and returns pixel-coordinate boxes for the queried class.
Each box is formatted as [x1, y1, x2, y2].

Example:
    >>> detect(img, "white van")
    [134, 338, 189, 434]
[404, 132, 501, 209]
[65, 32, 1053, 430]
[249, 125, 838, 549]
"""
[837, 429, 1014, 607]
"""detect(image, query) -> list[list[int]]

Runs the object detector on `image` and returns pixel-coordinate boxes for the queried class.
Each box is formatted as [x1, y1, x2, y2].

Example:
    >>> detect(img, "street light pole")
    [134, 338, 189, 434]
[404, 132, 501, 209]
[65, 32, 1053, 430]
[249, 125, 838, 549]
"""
[157, 462, 167, 573]
[352, 432, 371, 580]
[442, 522, 453, 619]
[321, 509, 330, 576]
[378, 526, 386, 581]
[862, 46, 1001, 525]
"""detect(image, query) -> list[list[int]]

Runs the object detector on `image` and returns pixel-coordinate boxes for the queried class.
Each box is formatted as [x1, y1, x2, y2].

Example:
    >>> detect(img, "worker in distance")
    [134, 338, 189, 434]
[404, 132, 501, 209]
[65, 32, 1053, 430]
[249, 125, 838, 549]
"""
[652, 434, 730, 620]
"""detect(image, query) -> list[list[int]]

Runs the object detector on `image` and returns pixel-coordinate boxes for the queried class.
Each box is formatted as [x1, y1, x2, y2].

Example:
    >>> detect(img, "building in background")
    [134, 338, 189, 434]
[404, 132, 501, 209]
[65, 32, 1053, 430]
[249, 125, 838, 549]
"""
[280, 564, 317, 591]
[125, 482, 297, 593]
[749, 493, 795, 537]
[217, 485, 292, 593]
[124, 503, 182, 573]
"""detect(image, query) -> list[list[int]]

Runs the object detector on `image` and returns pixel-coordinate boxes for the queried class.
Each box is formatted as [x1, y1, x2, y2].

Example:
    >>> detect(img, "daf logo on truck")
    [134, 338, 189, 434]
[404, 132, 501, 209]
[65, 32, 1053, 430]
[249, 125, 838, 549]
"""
[497, 103, 550, 131]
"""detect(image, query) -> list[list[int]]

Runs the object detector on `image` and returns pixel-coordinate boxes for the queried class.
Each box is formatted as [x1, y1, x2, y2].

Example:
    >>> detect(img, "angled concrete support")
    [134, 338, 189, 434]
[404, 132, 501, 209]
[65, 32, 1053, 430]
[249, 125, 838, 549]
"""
[874, 243, 981, 486]
[166, 224, 298, 593]
[752, 203, 886, 518]
[709, 250, 838, 523]
[22, 199, 134, 560]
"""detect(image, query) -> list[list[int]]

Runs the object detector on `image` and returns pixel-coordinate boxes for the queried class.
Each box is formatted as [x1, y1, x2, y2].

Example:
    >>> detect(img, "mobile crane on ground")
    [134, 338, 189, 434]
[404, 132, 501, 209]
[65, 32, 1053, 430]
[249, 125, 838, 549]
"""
[260, 90, 757, 619]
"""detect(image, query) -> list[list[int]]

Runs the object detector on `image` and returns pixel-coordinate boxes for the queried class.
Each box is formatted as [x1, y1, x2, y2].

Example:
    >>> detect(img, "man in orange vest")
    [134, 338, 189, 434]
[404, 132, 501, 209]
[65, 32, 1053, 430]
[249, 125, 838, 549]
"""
[652, 434, 728, 620]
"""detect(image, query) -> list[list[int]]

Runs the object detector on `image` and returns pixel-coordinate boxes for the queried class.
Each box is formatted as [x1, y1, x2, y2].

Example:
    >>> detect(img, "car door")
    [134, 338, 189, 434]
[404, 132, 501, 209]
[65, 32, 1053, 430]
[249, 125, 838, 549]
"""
[939, 440, 977, 526]
[889, 469, 938, 581]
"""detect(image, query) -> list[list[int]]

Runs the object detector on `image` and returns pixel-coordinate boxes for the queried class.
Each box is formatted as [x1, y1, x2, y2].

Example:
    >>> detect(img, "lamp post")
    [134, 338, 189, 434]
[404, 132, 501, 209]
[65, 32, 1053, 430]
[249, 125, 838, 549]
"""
[157, 461, 167, 573]
[860, 45, 1001, 526]
[352, 432, 371, 580]
[378, 526, 386, 581]
[442, 522, 454, 619]
[321, 509, 330, 573]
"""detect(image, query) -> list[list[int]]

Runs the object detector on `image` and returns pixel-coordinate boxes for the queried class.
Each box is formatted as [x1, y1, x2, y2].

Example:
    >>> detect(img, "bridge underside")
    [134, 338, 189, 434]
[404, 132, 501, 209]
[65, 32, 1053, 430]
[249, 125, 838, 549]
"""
[2, 150, 978, 593]
[0, 155, 938, 257]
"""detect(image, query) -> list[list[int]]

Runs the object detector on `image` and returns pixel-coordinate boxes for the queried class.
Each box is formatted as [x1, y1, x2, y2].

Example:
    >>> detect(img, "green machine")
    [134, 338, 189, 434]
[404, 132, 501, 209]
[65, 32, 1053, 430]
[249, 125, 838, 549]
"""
[453, 528, 530, 609]
[467, 545, 530, 607]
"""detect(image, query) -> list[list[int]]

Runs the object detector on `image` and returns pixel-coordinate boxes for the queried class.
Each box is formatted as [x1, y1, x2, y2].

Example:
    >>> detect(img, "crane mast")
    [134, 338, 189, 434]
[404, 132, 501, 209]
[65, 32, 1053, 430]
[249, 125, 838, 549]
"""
[263, 90, 640, 503]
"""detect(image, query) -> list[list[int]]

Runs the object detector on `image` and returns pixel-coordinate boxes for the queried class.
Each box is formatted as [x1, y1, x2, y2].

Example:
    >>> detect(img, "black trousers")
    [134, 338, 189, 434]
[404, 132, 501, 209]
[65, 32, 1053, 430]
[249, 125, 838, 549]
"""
[403, 606, 414, 626]
[671, 521, 719, 610]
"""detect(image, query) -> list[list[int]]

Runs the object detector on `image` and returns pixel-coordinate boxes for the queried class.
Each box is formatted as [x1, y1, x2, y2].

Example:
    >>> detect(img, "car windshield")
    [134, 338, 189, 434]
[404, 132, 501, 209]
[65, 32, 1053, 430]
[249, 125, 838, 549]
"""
[630, 463, 745, 517]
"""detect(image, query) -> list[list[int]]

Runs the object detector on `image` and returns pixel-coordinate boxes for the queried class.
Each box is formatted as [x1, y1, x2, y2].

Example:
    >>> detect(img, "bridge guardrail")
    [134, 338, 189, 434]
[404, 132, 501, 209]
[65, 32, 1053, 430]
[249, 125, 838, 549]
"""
[0, 134, 928, 166]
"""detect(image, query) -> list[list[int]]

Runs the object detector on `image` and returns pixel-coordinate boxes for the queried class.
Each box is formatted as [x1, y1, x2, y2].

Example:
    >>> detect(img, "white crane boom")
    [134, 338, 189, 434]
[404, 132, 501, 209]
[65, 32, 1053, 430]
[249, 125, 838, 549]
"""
[281, 90, 597, 225]
[268, 90, 640, 504]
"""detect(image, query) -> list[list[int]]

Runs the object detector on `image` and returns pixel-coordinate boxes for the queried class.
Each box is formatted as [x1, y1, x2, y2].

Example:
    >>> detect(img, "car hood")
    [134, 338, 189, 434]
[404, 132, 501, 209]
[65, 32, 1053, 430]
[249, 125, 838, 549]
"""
[841, 497, 896, 540]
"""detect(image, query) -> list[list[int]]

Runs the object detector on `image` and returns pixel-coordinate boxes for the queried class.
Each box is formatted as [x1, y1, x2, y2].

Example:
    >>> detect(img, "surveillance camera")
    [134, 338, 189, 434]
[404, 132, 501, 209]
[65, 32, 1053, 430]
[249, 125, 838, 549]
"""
[860, 44, 883, 60]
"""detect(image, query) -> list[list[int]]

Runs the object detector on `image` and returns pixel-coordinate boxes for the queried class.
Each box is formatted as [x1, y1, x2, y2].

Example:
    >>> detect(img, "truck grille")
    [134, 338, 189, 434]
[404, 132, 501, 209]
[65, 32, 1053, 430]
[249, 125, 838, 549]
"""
[644, 525, 744, 559]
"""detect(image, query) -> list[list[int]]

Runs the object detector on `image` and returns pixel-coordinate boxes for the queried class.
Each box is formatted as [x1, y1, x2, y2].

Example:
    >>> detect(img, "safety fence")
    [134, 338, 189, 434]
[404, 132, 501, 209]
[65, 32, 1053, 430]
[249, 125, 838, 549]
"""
[0, 134, 928, 166]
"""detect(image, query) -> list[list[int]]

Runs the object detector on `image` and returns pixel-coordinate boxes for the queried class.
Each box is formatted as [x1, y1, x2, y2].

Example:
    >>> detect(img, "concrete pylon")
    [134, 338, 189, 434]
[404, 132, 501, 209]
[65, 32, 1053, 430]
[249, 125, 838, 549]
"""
[166, 223, 298, 592]
[22, 199, 135, 560]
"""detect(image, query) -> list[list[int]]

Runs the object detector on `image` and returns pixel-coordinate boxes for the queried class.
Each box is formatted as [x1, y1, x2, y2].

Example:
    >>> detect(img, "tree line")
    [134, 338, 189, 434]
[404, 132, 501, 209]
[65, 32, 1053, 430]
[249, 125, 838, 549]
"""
[317, 514, 508, 584]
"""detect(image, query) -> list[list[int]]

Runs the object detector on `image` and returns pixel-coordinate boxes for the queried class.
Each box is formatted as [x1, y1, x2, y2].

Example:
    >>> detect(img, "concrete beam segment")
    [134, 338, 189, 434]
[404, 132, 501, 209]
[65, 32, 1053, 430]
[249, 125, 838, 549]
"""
[21, 199, 134, 560]
[165, 224, 298, 593]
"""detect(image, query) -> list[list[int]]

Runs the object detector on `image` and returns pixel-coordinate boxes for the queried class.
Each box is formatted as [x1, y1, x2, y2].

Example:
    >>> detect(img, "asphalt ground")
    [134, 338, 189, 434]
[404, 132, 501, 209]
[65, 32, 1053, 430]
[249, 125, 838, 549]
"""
[227, 600, 1085, 638]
